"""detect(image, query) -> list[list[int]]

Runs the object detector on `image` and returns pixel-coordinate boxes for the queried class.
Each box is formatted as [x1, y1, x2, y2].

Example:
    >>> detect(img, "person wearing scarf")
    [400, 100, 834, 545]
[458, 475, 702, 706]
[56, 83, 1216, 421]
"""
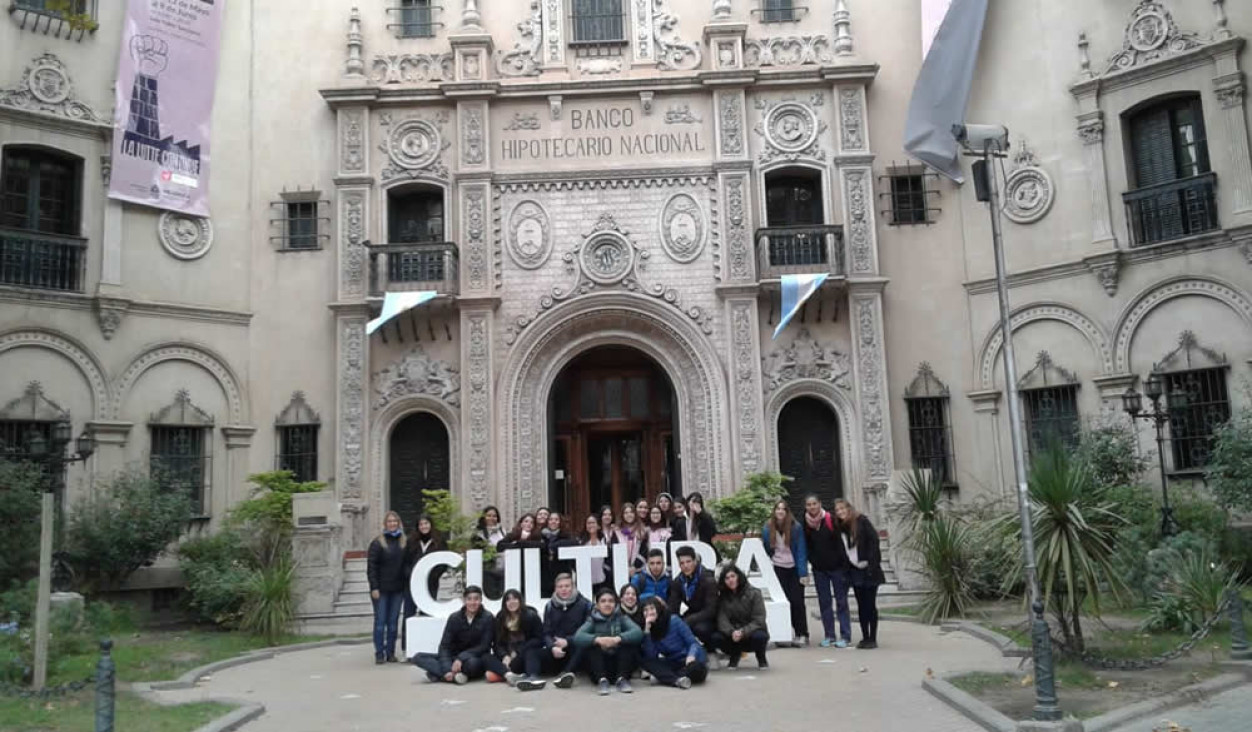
[802, 495, 852, 648]
[573, 587, 644, 695]
[541, 573, 592, 688]
[666, 545, 718, 650]
[367, 510, 408, 664]
[483, 589, 546, 690]
[402, 515, 447, 651]
[640, 596, 707, 688]
[612, 503, 646, 577]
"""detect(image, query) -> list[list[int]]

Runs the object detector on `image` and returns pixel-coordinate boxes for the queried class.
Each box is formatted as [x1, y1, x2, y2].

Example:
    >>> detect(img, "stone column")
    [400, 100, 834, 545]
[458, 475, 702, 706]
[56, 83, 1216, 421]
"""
[849, 285, 893, 509]
[724, 294, 765, 489]
[1076, 110, 1117, 247]
[1214, 71, 1252, 216]
[459, 305, 495, 512]
[220, 427, 255, 527]
[968, 390, 1007, 499]
[84, 420, 131, 492]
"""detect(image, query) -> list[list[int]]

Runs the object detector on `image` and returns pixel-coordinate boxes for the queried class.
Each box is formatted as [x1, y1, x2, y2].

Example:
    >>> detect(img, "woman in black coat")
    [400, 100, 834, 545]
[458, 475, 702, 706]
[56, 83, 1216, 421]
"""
[685, 493, 718, 544]
[402, 515, 447, 648]
[367, 510, 407, 663]
[483, 589, 546, 691]
[834, 499, 885, 649]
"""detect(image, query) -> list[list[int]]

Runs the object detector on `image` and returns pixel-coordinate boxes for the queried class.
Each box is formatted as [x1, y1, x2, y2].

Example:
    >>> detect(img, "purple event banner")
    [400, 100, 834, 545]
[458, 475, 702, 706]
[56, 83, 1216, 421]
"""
[108, 0, 224, 217]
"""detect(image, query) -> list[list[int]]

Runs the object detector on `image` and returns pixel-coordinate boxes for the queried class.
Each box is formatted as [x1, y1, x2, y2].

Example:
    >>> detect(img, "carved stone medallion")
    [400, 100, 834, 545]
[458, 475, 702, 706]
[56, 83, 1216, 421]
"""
[580, 233, 635, 285]
[1128, 9, 1169, 52]
[1003, 145, 1055, 225]
[658, 193, 705, 263]
[507, 200, 552, 270]
[157, 212, 214, 260]
[387, 119, 442, 170]
[764, 102, 819, 154]
[28, 59, 70, 104]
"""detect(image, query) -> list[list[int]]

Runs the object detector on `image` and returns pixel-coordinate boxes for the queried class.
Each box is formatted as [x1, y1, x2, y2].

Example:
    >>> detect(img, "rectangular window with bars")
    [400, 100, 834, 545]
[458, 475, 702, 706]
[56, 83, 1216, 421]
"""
[271, 194, 328, 251]
[884, 172, 932, 225]
[285, 201, 320, 250]
[1163, 367, 1230, 472]
[905, 397, 955, 486]
[277, 424, 319, 483]
[1022, 385, 1081, 455]
[149, 425, 210, 514]
[395, 0, 435, 38]
[760, 0, 798, 23]
[571, 0, 625, 44]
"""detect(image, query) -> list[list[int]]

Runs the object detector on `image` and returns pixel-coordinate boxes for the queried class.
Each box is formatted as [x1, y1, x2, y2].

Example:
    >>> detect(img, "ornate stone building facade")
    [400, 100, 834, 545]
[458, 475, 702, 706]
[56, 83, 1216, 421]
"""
[2, 1, 1251, 604]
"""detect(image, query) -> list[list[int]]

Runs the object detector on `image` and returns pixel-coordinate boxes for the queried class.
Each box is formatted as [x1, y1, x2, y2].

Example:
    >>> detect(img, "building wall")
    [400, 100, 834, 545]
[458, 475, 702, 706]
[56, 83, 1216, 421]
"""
[1, 1, 1250, 565]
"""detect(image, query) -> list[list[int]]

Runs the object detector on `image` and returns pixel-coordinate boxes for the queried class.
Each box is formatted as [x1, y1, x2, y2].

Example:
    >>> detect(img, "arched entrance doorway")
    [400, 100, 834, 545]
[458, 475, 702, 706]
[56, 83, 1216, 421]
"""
[547, 346, 679, 522]
[388, 412, 450, 529]
[777, 396, 842, 514]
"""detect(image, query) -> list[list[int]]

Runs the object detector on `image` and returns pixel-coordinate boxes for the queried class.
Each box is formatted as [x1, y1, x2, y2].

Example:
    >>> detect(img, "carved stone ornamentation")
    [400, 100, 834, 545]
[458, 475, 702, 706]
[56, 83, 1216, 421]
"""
[374, 346, 461, 409]
[1104, 1, 1204, 76]
[341, 193, 367, 297]
[345, 7, 365, 77]
[631, 0, 654, 63]
[854, 296, 891, 480]
[1085, 251, 1122, 297]
[99, 154, 112, 187]
[653, 0, 702, 71]
[94, 297, 130, 340]
[506, 200, 552, 270]
[339, 320, 366, 499]
[1216, 80, 1245, 110]
[1077, 118, 1105, 145]
[370, 54, 454, 84]
[843, 170, 873, 274]
[578, 58, 622, 75]
[664, 105, 701, 125]
[1002, 143, 1055, 225]
[731, 302, 762, 476]
[503, 112, 540, 131]
[744, 37, 834, 68]
[381, 114, 451, 181]
[762, 328, 851, 393]
[462, 106, 485, 166]
[157, 212, 214, 260]
[464, 186, 488, 291]
[838, 88, 865, 152]
[342, 111, 365, 172]
[658, 193, 706, 263]
[0, 53, 105, 123]
[580, 222, 636, 285]
[719, 93, 744, 156]
[496, 0, 543, 77]
[465, 314, 491, 506]
[724, 176, 750, 281]
[755, 98, 826, 163]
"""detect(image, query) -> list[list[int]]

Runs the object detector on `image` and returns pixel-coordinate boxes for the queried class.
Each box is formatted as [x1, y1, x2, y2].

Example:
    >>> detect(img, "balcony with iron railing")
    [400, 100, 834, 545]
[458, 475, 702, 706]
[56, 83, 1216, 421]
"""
[366, 240, 459, 298]
[1123, 172, 1220, 247]
[0, 228, 87, 292]
[754, 224, 845, 281]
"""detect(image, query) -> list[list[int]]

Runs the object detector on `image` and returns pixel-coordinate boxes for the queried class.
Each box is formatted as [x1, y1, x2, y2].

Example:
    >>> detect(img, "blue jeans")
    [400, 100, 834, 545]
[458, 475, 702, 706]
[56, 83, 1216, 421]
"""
[372, 591, 404, 659]
[812, 569, 852, 641]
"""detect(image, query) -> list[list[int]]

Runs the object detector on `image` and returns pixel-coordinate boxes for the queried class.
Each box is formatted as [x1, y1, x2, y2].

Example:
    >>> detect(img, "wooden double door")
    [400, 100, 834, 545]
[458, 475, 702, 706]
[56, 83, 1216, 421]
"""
[548, 347, 679, 522]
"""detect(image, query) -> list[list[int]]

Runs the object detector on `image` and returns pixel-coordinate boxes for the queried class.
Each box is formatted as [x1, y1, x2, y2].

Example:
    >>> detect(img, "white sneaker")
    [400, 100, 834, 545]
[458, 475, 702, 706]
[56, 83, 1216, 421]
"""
[504, 671, 522, 687]
[453, 672, 468, 685]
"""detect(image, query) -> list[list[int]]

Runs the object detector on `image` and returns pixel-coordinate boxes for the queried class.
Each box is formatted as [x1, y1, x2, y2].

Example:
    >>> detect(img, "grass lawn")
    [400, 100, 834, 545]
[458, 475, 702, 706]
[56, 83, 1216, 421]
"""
[0, 690, 232, 732]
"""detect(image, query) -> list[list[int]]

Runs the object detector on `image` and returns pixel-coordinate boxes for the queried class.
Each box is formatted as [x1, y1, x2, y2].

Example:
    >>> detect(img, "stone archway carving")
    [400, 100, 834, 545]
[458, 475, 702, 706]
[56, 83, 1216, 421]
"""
[764, 378, 860, 500]
[370, 395, 461, 517]
[1112, 275, 1252, 373]
[499, 292, 728, 520]
[0, 328, 110, 418]
[977, 303, 1112, 390]
[113, 342, 248, 424]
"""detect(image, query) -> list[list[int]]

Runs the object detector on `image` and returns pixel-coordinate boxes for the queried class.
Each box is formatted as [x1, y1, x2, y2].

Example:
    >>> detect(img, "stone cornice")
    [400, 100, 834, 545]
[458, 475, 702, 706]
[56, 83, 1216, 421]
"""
[85, 420, 133, 444]
[221, 425, 257, 448]
[0, 106, 112, 140]
[455, 296, 501, 311]
[1069, 36, 1244, 97]
[0, 286, 252, 325]
[491, 165, 716, 186]
[715, 283, 760, 298]
[963, 229, 1246, 296]
[967, 389, 1002, 412]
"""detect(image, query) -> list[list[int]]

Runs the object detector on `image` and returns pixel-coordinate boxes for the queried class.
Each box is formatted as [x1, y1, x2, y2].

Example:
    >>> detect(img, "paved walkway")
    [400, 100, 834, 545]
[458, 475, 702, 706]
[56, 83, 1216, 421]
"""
[1110, 685, 1252, 732]
[149, 621, 1024, 732]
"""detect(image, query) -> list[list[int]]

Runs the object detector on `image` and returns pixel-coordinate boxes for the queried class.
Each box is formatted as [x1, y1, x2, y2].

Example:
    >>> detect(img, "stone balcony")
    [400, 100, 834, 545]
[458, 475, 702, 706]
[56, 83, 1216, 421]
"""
[754, 224, 845, 282]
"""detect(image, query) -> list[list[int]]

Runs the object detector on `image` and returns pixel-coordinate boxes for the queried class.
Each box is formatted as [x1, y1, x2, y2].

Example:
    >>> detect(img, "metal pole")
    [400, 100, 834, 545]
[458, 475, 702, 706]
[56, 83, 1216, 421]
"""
[1229, 587, 1251, 660]
[95, 639, 116, 732]
[33, 489, 53, 690]
[1153, 415, 1176, 537]
[984, 142, 1061, 721]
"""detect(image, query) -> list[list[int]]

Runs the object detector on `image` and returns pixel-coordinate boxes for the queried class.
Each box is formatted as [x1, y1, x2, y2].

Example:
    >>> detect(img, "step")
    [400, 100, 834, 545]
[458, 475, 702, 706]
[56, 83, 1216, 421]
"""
[334, 600, 374, 614]
[296, 612, 373, 636]
[344, 558, 367, 572]
[341, 581, 370, 595]
[338, 589, 372, 603]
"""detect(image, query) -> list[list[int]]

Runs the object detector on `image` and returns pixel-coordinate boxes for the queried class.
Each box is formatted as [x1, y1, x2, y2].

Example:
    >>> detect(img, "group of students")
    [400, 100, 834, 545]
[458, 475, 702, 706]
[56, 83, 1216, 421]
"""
[365, 492, 883, 693]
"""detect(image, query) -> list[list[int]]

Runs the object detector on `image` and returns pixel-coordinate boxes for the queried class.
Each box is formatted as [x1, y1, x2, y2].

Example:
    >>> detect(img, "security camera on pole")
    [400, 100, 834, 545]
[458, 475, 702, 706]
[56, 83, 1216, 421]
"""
[904, 0, 1063, 724]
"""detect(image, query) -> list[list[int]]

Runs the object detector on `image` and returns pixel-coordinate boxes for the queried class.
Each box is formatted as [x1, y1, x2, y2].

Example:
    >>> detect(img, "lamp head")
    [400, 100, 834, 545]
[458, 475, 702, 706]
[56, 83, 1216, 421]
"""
[1121, 387, 1142, 417]
[1144, 374, 1163, 402]
[27, 430, 46, 457]
[75, 431, 95, 459]
[52, 420, 72, 446]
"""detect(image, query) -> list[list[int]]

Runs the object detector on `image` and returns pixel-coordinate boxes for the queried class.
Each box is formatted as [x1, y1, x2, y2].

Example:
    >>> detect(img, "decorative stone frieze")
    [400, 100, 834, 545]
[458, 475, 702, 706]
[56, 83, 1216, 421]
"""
[497, 0, 542, 77]
[463, 310, 492, 507]
[157, 212, 214, 261]
[462, 184, 490, 293]
[380, 113, 451, 181]
[1002, 143, 1055, 225]
[1103, 1, 1204, 76]
[653, 0, 701, 71]
[851, 292, 892, 481]
[337, 318, 367, 499]
[744, 37, 833, 68]
[339, 191, 368, 299]
[754, 95, 827, 163]
[717, 91, 745, 157]
[729, 300, 764, 479]
[658, 193, 706, 263]
[374, 345, 461, 409]
[370, 54, 453, 85]
[460, 103, 486, 167]
[762, 328, 852, 393]
[0, 53, 105, 124]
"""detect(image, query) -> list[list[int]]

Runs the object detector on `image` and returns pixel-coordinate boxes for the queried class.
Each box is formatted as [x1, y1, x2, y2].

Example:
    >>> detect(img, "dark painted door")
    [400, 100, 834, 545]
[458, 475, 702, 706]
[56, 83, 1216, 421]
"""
[388, 412, 450, 530]
[777, 396, 842, 515]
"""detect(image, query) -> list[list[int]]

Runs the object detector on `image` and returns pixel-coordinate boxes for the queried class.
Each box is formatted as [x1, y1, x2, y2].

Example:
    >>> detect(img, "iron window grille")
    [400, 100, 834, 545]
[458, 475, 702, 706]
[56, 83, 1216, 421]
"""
[1017, 351, 1081, 456]
[8, 0, 98, 40]
[1124, 94, 1217, 246]
[148, 390, 213, 516]
[903, 363, 955, 487]
[878, 164, 940, 225]
[270, 192, 329, 251]
[275, 391, 320, 483]
[0, 381, 69, 488]
[753, 0, 807, 23]
[1153, 331, 1230, 473]
[1124, 173, 1219, 247]
[388, 0, 442, 38]
[570, 0, 627, 52]
[1, 145, 86, 291]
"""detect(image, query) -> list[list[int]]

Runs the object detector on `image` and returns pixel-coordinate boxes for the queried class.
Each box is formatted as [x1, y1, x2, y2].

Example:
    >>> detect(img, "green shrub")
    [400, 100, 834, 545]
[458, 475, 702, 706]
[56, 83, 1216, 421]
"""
[240, 556, 296, 645]
[899, 467, 944, 543]
[0, 461, 44, 591]
[0, 579, 37, 628]
[1074, 421, 1150, 491]
[1208, 411, 1252, 513]
[230, 471, 324, 568]
[61, 471, 194, 593]
[914, 515, 975, 623]
[1219, 527, 1252, 581]
[1141, 542, 1240, 633]
[708, 471, 788, 535]
[178, 531, 254, 628]
[423, 489, 493, 561]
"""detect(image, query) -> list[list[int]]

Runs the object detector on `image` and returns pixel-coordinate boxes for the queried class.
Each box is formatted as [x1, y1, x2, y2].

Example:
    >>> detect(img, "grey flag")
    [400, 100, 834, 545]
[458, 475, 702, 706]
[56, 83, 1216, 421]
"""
[903, 0, 990, 184]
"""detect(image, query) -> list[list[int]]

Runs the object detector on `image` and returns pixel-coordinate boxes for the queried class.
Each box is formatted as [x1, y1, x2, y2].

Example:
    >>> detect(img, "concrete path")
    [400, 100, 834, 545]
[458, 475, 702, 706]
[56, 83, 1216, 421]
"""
[149, 622, 1025, 732]
[1108, 684, 1252, 732]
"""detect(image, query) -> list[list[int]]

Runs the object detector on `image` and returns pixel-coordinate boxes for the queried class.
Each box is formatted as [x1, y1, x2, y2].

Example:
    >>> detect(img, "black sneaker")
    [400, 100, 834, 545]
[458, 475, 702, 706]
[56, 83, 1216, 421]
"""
[597, 678, 611, 696]
[375, 656, 385, 665]
[727, 656, 739, 669]
[516, 677, 546, 692]
[756, 654, 769, 669]
[554, 671, 576, 689]
[858, 640, 878, 649]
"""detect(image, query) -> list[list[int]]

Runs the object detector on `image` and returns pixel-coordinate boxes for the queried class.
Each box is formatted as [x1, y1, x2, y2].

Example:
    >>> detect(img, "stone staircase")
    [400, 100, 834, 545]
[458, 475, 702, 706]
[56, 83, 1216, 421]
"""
[295, 555, 373, 636]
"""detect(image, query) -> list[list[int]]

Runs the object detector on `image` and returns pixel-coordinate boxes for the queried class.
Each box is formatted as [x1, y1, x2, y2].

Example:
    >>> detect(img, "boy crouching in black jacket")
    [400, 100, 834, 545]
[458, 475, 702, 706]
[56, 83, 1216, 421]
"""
[413, 586, 494, 684]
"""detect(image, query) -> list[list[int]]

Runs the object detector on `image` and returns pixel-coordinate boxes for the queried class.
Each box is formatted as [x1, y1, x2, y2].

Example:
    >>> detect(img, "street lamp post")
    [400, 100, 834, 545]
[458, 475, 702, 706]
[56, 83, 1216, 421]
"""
[1121, 375, 1183, 537]
[28, 421, 94, 691]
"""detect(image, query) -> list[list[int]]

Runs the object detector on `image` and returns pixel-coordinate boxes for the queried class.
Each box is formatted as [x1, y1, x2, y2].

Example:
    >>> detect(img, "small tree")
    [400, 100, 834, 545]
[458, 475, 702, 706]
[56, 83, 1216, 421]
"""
[229, 471, 324, 567]
[62, 471, 193, 593]
[1075, 421, 1150, 491]
[422, 489, 494, 561]
[0, 461, 43, 590]
[1208, 411, 1252, 513]
[707, 471, 788, 535]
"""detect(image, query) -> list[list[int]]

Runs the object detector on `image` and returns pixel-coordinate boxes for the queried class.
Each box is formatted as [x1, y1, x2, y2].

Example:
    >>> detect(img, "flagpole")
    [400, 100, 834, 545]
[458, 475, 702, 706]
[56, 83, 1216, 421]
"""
[979, 137, 1062, 722]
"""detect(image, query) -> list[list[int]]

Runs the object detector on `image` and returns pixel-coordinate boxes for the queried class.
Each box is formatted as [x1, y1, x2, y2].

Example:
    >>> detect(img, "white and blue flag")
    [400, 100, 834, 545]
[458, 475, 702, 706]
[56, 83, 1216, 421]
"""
[773, 273, 828, 339]
[366, 290, 438, 335]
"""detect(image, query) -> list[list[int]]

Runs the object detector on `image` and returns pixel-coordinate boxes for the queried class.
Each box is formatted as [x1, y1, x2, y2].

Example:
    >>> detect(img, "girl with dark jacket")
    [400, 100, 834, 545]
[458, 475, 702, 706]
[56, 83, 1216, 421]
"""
[761, 499, 810, 646]
[716, 565, 770, 669]
[541, 512, 578, 596]
[475, 505, 507, 597]
[580, 514, 613, 595]
[835, 498, 885, 649]
[484, 589, 546, 691]
[401, 515, 446, 649]
[640, 597, 707, 688]
[367, 510, 407, 664]
[499, 513, 545, 592]
[612, 503, 646, 577]
[618, 583, 645, 629]
[685, 493, 718, 544]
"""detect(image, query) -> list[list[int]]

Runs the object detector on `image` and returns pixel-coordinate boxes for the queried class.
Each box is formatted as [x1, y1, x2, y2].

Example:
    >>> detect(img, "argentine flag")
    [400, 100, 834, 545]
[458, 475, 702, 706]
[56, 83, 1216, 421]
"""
[366, 290, 438, 335]
[773, 273, 828, 339]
